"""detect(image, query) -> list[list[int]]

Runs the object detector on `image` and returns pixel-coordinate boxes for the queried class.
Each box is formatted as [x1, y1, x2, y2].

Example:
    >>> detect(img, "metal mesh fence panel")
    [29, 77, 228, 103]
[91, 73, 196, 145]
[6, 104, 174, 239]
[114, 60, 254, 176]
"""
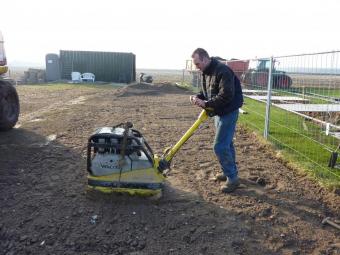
[229, 53, 340, 185]
[268, 52, 340, 184]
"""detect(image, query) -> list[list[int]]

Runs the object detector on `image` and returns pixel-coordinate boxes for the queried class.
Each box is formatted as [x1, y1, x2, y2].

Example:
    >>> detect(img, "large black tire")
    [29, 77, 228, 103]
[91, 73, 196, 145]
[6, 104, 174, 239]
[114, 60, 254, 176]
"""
[273, 74, 292, 89]
[0, 80, 20, 131]
[241, 72, 252, 86]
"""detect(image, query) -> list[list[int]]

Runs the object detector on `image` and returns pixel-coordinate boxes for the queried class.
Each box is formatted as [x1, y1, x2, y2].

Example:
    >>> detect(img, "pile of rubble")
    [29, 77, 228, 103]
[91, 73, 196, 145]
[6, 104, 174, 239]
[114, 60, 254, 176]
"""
[21, 68, 46, 84]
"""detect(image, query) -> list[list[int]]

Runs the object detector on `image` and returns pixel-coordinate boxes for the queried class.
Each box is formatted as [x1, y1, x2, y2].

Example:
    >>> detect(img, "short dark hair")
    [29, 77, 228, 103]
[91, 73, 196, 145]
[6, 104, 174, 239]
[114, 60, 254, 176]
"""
[192, 48, 210, 60]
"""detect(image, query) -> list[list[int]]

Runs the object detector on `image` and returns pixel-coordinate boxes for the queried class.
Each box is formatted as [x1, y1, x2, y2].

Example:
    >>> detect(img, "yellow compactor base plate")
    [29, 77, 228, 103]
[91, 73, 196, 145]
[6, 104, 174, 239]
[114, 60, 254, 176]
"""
[87, 185, 162, 196]
[87, 167, 165, 197]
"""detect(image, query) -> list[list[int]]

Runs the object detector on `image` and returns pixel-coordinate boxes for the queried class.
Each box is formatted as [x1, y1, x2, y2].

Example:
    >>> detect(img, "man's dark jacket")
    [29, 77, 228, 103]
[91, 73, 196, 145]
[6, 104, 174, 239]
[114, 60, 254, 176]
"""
[196, 57, 243, 116]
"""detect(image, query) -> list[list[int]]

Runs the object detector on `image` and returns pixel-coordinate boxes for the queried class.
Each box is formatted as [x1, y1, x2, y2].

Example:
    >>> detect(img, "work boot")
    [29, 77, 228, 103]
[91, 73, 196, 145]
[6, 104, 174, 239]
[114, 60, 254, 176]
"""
[221, 179, 240, 193]
[214, 174, 227, 182]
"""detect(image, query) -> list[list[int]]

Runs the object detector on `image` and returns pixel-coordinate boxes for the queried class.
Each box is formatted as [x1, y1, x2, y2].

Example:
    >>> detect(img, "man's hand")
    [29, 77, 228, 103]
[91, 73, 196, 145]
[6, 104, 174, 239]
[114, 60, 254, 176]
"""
[195, 98, 206, 108]
[190, 95, 197, 104]
[189, 95, 206, 108]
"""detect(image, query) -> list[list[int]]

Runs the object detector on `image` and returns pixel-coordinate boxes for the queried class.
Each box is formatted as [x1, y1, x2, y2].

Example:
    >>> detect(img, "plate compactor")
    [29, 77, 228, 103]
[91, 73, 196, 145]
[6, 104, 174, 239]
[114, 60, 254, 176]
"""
[87, 109, 212, 196]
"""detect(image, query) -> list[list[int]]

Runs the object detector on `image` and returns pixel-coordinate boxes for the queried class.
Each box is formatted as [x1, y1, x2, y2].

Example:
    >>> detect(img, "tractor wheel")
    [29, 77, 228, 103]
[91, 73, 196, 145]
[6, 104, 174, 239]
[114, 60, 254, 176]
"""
[0, 80, 20, 131]
[285, 76, 292, 88]
[241, 72, 252, 87]
[275, 75, 292, 89]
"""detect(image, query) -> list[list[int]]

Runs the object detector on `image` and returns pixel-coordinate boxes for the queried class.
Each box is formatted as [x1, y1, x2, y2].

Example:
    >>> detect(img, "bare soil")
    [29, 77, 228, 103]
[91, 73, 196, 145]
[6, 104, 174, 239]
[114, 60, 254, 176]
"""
[0, 83, 339, 255]
[302, 111, 340, 126]
[290, 74, 340, 88]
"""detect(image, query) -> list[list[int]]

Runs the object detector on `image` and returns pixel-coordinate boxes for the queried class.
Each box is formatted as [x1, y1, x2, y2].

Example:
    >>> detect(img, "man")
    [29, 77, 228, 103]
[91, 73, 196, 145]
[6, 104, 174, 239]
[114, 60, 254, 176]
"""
[190, 48, 243, 193]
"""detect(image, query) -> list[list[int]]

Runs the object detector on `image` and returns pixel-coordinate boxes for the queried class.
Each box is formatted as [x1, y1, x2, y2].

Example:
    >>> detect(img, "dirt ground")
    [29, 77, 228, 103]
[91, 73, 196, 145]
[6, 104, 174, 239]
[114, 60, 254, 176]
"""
[0, 82, 339, 255]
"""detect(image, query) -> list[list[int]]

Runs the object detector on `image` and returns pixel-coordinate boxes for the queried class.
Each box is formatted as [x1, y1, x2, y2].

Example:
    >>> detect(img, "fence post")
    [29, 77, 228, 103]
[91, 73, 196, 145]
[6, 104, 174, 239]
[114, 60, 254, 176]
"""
[264, 57, 274, 139]
[182, 69, 185, 85]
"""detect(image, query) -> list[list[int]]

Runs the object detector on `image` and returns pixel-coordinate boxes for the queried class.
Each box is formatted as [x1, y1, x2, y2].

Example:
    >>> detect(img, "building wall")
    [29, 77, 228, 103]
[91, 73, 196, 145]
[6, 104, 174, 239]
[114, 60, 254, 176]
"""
[59, 50, 136, 83]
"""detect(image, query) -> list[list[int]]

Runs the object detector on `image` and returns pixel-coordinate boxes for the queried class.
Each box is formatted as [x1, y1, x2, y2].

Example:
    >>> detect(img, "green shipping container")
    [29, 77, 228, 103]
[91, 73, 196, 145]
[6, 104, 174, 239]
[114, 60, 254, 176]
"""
[60, 50, 136, 83]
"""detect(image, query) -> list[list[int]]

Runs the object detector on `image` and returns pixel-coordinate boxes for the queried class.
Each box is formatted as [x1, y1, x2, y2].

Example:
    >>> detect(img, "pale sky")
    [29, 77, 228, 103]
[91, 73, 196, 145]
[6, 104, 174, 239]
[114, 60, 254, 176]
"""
[2, 0, 340, 69]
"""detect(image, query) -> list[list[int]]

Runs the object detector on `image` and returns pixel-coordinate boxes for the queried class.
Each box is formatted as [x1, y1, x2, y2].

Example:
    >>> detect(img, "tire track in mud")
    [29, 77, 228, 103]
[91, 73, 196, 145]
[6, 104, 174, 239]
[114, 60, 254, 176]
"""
[16, 95, 89, 125]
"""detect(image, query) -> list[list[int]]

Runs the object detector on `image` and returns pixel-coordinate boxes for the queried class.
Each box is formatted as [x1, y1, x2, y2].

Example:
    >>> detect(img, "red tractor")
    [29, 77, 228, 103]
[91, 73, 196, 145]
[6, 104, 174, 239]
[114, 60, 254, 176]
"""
[227, 58, 292, 89]
[226, 59, 249, 81]
[241, 59, 292, 89]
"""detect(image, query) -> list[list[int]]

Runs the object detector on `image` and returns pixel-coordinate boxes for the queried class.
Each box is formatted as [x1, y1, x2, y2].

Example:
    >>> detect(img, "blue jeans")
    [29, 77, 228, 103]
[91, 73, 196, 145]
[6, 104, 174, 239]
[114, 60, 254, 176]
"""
[213, 109, 239, 182]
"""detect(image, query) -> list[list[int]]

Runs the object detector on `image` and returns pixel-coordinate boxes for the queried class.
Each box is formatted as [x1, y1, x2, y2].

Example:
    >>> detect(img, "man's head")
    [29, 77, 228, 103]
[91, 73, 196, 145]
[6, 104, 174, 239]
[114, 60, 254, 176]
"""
[191, 48, 211, 72]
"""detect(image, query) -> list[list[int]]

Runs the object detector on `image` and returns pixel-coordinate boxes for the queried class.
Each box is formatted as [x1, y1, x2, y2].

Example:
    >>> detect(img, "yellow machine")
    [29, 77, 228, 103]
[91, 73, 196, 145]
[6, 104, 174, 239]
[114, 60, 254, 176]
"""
[87, 109, 211, 196]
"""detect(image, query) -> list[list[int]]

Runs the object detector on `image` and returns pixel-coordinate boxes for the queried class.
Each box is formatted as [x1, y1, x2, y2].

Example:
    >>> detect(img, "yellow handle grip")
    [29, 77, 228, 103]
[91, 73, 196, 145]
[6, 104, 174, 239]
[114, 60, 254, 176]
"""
[164, 109, 209, 162]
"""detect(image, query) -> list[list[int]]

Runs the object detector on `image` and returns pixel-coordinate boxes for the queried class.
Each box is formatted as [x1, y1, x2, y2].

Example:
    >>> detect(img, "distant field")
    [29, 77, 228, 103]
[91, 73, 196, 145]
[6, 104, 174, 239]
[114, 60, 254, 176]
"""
[8, 66, 192, 84]
[289, 87, 340, 97]
[7, 66, 340, 93]
[7, 66, 33, 80]
[137, 69, 191, 83]
[290, 73, 340, 88]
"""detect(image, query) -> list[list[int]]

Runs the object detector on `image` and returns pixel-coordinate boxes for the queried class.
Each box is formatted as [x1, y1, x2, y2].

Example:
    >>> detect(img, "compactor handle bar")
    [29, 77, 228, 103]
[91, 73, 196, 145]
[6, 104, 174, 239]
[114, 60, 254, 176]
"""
[157, 108, 214, 172]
